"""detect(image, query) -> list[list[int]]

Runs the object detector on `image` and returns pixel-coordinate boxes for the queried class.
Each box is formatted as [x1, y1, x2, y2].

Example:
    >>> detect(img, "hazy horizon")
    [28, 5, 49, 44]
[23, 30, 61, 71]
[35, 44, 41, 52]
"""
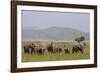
[22, 10, 90, 33]
[23, 26, 90, 33]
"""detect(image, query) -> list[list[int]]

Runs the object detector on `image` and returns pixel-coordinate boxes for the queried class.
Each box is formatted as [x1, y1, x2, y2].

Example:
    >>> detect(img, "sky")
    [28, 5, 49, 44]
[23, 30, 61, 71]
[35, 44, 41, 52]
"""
[22, 10, 90, 33]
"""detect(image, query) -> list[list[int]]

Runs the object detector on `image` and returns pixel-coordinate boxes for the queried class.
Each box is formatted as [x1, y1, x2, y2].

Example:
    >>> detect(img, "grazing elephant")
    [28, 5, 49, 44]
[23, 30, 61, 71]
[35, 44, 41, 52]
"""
[24, 44, 35, 54]
[36, 48, 44, 54]
[47, 43, 63, 53]
[34, 44, 45, 54]
[72, 44, 85, 53]
[46, 43, 54, 53]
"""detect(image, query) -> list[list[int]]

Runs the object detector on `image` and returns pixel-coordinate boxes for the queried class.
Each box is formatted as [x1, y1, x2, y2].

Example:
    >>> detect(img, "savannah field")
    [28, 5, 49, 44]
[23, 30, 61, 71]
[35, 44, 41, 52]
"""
[22, 41, 90, 62]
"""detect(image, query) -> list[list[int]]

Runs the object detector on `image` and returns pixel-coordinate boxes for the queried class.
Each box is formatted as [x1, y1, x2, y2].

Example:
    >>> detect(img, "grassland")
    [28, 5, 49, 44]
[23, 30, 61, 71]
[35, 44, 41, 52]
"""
[22, 41, 90, 62]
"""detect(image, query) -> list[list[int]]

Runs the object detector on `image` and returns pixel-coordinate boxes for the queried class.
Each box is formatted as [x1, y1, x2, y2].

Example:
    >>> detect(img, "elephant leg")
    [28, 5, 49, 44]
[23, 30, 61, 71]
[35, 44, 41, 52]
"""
[72, 49, 75, 53]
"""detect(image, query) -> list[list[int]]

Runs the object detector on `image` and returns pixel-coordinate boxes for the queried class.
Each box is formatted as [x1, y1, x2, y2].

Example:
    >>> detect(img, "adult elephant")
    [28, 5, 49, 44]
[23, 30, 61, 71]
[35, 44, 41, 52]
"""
[47, 43, 63, 53]
[72, 43, 85, 53]
[34, 43, 45, 54]
[46, 43, 54, 53]
[24, 43, 35, 54]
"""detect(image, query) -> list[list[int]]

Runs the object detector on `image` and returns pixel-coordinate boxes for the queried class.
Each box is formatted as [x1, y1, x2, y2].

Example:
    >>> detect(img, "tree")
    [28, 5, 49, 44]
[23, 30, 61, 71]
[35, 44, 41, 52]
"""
[75, 38, 80, 43]
[80, 36, 85, 42]
[75, 38, 78, 41]
[74, 36, 85, 43]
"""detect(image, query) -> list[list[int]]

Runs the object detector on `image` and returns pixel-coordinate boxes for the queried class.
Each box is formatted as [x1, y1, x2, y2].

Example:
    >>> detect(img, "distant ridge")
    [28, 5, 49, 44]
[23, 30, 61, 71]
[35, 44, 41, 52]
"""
[22, 27, 90, 41]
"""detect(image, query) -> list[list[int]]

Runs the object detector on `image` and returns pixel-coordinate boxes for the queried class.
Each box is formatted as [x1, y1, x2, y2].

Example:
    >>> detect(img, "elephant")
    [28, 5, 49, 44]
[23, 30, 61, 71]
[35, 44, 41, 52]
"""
[72, 43, 85, 53]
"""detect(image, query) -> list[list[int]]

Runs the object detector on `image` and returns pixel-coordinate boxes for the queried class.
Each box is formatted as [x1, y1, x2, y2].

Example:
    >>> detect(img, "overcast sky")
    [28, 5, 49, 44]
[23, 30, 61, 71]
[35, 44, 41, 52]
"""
[22, 10, 90, 33]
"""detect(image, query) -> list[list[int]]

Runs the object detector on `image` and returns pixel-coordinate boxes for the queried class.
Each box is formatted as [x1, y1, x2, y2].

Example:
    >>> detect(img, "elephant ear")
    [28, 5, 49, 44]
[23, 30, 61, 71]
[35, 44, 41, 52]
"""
[79, 43, 84, 48]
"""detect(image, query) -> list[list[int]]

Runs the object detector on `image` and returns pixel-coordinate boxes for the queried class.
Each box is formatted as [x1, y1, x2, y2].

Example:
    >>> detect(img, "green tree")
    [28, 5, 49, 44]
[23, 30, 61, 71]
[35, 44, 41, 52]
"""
[80, 36, 85, 42]
[75, 38, 78, 41]
[74, 36, 85, 43]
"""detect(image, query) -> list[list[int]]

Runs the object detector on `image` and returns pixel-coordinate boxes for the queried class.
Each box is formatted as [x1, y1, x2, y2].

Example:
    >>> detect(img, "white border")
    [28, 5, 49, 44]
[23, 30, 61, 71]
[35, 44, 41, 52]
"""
[17, 5, 94, 68]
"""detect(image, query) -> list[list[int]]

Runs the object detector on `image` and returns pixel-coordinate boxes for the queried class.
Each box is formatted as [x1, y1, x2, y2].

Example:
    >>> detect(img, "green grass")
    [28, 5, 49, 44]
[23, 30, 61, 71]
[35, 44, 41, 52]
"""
[22, 41, 90, 62]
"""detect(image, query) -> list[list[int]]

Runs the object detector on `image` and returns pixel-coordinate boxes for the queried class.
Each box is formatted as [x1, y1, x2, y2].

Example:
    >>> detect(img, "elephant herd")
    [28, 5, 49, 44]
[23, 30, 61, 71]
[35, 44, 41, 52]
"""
[23, 42, 85, 54]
